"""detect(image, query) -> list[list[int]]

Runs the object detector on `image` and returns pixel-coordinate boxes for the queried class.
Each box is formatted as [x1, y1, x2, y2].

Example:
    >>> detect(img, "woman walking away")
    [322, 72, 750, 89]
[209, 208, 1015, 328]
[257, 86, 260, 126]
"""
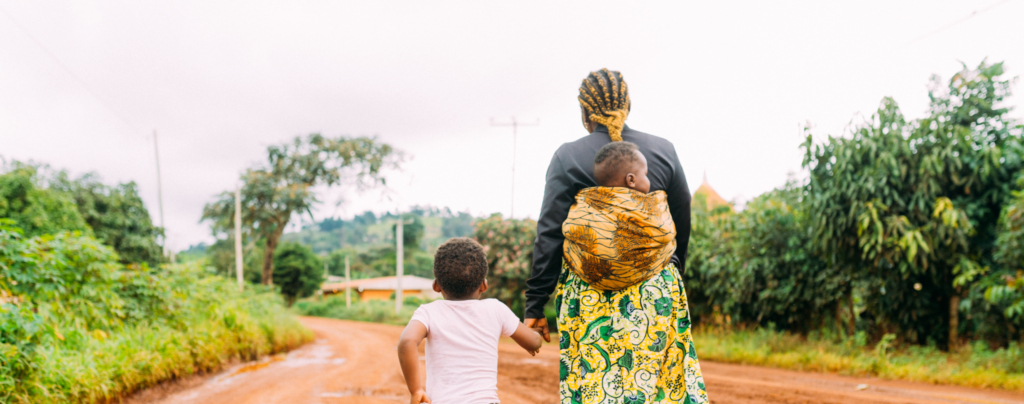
[524, 69, 708, 403]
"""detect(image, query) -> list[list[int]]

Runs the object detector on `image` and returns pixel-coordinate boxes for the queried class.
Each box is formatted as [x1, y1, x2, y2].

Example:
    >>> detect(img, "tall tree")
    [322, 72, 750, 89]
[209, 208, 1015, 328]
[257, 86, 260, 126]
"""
[0, 163, 88, 237]
[51, 173, 164, 266]
[202, 134, 400, 286]
[803, 61, 1023, 347]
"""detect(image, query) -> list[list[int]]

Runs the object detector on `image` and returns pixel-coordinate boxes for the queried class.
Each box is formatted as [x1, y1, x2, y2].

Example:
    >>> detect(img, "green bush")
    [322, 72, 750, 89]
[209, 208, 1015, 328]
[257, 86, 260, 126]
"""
[0, 221, 312, 403]
[272, 242, 323, 305]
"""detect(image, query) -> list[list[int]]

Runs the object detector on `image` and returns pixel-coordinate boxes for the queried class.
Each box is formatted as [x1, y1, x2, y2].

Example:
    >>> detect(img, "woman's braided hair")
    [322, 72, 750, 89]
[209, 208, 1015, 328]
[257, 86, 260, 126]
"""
[578, 68, 630, 141]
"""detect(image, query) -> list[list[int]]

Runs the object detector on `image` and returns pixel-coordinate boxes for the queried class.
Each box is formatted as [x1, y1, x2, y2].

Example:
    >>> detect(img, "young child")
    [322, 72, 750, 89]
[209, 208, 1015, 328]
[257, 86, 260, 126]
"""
[397, 237, 543, 404]
[561, 141, 677, 290]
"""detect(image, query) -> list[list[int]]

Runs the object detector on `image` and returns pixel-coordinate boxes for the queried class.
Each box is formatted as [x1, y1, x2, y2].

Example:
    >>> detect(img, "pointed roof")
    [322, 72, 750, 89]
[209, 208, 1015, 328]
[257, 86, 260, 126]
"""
[693, 172, 728, 210]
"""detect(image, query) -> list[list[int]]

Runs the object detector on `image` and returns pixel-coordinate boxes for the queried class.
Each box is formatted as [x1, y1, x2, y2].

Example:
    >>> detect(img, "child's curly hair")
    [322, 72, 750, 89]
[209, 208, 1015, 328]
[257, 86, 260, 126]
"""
[433, 237, 489, 298]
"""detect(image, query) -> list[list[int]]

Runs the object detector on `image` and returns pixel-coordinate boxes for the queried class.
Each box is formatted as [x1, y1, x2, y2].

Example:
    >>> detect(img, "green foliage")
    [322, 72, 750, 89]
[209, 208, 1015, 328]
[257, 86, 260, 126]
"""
[0, 164, 88, 238]
[202, 134, 401, 286]
[0, 221, 312, 402]
[201, 236, 265, 284]
[51, 172, 164, 266]
[987, 179, 1024, 326]
[392, 214, 424, 248]
[685, 182, 837, 332]
[802, 60, 1024, 346]
[272, 242, 323, 305]
[473, 214, 536, 317]
[0, 162, 164, 266]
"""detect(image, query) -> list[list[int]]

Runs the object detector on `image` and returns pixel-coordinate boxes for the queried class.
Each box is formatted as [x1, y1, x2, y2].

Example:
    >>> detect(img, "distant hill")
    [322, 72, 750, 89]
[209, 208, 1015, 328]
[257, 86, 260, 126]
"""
[281, 205, 476, 254]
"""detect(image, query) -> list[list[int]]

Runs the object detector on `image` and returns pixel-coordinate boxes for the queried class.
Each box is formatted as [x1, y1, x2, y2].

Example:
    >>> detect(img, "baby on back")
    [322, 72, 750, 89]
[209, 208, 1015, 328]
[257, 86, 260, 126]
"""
[562, 141, 678, 290]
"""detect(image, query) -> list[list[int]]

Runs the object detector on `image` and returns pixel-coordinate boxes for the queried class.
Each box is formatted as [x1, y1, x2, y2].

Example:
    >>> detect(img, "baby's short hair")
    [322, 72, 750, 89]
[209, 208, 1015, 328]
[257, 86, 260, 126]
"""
[594, 141, 641, 186]
[433, 237, 489, 299]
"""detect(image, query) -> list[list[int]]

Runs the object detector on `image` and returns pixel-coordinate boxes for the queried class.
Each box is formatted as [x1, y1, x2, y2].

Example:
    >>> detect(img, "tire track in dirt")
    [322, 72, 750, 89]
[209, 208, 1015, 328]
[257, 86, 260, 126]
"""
[129, 317, 1023, 404]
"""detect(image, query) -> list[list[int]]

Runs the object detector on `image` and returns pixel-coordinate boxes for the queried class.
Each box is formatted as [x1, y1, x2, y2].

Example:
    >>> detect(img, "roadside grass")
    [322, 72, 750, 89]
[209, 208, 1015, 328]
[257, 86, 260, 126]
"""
[2, 245, 313, 404]
[294, 295, 422, 326]
[693, 326, 1024, 392]
[23, 291, 311, 404]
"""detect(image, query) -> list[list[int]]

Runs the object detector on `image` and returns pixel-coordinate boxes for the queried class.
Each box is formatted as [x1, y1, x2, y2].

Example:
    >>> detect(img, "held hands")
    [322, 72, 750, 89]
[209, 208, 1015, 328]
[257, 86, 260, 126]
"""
[524, 317, 551, 343]
[410, 389, 430, 404]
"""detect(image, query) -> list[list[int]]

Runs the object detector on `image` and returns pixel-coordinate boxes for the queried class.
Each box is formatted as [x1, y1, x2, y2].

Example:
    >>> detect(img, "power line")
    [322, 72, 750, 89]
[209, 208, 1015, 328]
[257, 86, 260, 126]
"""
[0, 4, 139, 133]
[910, 0, 1015, 44]
[491, 117, 539, 219]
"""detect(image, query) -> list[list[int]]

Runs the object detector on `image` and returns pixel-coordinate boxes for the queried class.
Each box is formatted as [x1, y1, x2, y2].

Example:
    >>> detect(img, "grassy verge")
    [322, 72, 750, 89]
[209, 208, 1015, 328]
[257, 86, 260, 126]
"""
[294, 295, 423, 326]
[2, 264, 313, 403]
[693, 326, 1024, 391]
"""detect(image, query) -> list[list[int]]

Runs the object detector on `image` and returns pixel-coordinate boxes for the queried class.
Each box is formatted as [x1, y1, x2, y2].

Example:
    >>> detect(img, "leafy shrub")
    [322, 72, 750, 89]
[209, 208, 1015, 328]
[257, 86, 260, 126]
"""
[272, 242, 323, 305]
[473, 214, 535, 317]
[0, 221, 312, 403]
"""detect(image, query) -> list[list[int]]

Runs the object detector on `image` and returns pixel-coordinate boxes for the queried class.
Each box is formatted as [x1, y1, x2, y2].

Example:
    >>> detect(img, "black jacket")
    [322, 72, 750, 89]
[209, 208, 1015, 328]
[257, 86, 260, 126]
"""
[524, 124, 691, 319]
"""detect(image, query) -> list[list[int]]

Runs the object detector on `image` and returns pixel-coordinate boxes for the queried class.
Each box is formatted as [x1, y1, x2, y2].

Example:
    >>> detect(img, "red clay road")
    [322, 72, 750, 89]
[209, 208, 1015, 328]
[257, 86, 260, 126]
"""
[128, 317, 1024, 404]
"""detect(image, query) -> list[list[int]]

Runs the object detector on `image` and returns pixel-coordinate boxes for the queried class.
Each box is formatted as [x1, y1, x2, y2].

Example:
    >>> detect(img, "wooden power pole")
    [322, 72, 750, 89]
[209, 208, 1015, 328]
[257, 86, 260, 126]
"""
[396, 214, 404, 315]
[153, 130, 167, 256]
[234, 186, 243, 292]
[490, 117, 538, 218]
[345, 255, 351, 308]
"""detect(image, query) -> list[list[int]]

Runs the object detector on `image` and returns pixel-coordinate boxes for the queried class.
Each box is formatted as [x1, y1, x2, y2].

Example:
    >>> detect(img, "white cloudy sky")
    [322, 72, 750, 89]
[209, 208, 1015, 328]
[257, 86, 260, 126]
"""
[2, 1, 1023, 250]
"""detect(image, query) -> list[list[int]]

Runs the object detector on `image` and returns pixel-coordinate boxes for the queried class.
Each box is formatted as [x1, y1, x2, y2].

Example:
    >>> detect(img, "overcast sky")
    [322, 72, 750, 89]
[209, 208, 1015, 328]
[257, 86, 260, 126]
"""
[2, 1, 1023, 250]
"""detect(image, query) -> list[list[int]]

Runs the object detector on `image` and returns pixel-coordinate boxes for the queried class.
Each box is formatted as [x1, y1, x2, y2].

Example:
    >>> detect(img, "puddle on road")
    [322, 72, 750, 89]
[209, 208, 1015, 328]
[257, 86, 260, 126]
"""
[229, 356, 285, 377]
[211, 339, 347, 384]
[280, 340, 347, 368]
[150, 339, 351, 403]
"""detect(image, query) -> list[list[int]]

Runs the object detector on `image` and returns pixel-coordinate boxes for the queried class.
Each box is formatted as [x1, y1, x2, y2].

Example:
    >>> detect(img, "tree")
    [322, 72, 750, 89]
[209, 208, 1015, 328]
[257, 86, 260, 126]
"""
[803, 61, 1024, 347]
[272, 242, 323, 306]
[473, 214, 535, 317]
[0, 164, 88, 238]
[51, 173, 164, 266]
[984, 176, 1024, 341]
[442, 210, 475, 238]
[685, 182, 839, 332]
[202, 134, 401, 286]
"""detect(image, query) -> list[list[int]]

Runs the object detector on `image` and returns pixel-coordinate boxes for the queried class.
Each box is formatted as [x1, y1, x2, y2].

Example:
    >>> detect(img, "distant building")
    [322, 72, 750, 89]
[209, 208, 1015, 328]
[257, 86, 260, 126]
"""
[693, 172, 731, 211]
[321, 275, 442, 301]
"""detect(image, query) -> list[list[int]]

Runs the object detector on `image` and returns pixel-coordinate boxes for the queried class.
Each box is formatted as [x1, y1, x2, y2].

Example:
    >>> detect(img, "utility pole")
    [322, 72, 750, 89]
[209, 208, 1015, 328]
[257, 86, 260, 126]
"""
[321, 258, 328, 301]
[394, 212, 415, 314]
[396, 213, 404, 315]
[234, 186, 243, 292]
[345, 255, 351, 308]
[153, 130, 167, 256]
[491, 117, 538, 219]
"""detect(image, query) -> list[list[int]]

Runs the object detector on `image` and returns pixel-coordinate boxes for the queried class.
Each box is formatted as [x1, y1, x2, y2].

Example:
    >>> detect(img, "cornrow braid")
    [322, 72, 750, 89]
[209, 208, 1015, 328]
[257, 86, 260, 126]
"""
[577, 68, 631, 141]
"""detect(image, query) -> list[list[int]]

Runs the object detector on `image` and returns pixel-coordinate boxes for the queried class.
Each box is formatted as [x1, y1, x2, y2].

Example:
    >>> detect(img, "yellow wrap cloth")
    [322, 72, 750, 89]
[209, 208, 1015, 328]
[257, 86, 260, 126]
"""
[562, 187, 677, 291]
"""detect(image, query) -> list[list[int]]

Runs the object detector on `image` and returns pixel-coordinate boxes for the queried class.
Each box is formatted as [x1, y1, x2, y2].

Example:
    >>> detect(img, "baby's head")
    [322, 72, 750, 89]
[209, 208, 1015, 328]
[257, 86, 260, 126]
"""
[594, 141, 650, 193]
[432, 237, 489, 300]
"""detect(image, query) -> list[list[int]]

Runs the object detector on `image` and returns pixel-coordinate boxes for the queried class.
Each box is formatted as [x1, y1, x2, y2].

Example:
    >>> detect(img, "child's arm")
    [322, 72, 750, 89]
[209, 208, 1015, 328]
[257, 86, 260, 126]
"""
[398, 321, 430, 404]
[510, 322, 544, 356]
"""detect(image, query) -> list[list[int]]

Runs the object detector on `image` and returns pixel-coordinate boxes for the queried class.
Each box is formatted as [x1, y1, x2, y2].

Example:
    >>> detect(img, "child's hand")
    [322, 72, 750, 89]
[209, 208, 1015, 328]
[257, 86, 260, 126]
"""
[410, 389, 430, 404]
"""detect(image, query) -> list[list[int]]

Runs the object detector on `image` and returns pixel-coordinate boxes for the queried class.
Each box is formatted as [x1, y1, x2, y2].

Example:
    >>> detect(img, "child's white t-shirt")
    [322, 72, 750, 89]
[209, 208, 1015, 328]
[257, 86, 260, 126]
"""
[409, 298, 521, 404]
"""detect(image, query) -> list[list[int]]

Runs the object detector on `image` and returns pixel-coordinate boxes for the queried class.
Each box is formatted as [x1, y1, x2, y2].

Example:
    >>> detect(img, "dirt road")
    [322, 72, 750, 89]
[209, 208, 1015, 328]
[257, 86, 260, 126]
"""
[131, 317, 1023, 404]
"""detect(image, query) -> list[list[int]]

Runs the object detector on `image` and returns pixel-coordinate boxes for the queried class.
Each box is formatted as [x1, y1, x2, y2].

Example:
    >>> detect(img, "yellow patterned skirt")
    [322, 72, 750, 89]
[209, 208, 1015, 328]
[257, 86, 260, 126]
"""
[556, 262, 708, 404]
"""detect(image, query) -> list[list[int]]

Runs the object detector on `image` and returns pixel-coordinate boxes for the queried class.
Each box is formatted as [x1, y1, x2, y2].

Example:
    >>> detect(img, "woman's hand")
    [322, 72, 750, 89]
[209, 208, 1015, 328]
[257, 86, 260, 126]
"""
[524, 317, 551, 343]
[410, 389, 430, 404]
